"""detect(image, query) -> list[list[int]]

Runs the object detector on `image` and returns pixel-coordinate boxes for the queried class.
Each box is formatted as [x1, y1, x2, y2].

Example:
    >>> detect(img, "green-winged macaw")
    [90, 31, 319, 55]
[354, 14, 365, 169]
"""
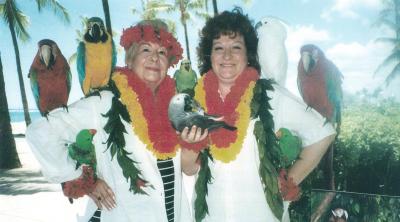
[297, 44, 343, 126]
[28, 39, 71, 117]
[276, 128, 302, 169]
[68, 129, 97, 172]
[77, 17, 116, 96]
[297, 44, 343, 190]
[173, 59, 197, 97]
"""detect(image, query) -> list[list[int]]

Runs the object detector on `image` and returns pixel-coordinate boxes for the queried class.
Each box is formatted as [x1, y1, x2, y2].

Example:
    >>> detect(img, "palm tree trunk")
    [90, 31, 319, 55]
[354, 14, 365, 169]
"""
[183, 21, 191, 61]
[8, 21, 31, 126]
[395, 0, 400, 39]
[0, 52, 22, 169]
[212, 0, 218, 16]
[179, 0, 191, 61]
[101, 0, 113, 36]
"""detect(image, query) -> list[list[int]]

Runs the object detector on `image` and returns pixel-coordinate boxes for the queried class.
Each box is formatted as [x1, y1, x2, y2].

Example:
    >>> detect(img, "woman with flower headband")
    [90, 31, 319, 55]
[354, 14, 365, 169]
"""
[27, 19, 194, 222]
[180, 8, 336, 222]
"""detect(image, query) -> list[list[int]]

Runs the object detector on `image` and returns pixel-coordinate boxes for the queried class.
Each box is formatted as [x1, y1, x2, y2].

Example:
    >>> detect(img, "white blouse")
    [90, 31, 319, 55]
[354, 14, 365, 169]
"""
[26, 91, 191, 222]
[197, 84, 336, 222]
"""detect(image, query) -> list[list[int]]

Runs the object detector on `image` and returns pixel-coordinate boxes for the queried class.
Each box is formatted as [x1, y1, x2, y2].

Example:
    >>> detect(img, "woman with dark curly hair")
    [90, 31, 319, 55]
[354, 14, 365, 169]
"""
[180, 8, 336, 221]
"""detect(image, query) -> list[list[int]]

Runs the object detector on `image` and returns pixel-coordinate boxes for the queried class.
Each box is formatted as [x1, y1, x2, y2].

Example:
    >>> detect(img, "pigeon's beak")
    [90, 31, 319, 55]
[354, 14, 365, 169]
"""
[89, 129, 97, 135]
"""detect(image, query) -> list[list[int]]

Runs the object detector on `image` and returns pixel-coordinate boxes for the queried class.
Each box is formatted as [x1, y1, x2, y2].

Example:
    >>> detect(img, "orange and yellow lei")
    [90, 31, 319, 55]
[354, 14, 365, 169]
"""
[112, 67, 179, 160]
[194, 67, 259, 163]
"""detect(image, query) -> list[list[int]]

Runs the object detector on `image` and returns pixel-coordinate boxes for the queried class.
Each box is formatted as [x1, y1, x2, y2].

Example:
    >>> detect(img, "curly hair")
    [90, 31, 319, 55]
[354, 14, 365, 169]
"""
[197, 7, 260, 75]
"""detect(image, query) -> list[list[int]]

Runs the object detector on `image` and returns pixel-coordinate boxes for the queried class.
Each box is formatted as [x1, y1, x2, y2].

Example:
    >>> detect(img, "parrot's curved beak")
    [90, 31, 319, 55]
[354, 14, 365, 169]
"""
[40, 45, 52, 68]
[89, 23, 102, 40]
[301, 51, 314, 73]
[89, 129, 97, 135]
[275, 129, 282, 139]
[255, 21, 262, 31]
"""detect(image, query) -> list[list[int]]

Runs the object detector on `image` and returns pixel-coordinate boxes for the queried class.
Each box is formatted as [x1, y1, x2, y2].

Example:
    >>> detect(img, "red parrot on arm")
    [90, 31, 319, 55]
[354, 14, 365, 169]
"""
[28, 39, 72, 117]
[297, 44, 343, 126]
[297, 44, 343, 193]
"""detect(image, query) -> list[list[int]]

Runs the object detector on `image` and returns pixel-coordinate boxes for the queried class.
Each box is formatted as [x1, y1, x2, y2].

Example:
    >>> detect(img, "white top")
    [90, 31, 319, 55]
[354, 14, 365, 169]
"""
[26, 91, 191, 222]
[200, 84, 336, 222]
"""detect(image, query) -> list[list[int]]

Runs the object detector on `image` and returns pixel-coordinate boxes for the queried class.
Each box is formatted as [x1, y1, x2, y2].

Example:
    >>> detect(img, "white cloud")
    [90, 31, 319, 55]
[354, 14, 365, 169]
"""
[322, 0, 383, 22]
[326, 41, 391, 93]
[286, 25, 331, 63]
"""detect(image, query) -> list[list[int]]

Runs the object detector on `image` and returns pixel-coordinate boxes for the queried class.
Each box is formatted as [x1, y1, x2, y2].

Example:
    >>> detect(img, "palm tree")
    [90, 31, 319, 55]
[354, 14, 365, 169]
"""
[0, 52, 21, 169]
[375, 0, 400, 85]
[132, 0, 177, 34]
[210, 0, 252, 16]
[175, 0, 206, 61]
[0, 0, 70, 126]
[102, 0, 112, 35]
[212, 0, 217, 15]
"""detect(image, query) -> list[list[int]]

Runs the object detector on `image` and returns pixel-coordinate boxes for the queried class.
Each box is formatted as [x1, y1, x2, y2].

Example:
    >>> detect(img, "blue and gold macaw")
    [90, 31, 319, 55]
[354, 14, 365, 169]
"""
[77, 17, 116, 96]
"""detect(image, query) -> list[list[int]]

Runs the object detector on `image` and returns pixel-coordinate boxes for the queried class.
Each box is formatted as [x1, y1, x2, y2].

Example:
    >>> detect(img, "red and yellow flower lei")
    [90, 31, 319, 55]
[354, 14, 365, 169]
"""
[112, 67, 179, 159]
[194, 67, 259, 163]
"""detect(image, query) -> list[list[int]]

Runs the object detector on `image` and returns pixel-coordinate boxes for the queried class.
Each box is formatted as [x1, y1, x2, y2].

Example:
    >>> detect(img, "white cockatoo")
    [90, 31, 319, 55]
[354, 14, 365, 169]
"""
[256, 16, 288, 86]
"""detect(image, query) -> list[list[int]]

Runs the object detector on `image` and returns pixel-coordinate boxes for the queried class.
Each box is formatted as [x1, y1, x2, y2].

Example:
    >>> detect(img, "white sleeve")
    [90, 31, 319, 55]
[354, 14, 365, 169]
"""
[26, 91, 113, 183]
[268, 84, 336, 147]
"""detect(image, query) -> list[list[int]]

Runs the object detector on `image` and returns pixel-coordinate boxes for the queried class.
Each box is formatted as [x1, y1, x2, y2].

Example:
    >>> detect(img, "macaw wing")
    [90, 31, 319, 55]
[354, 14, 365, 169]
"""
[111, 40, 117, 71]
[76, 41, 86, 89]
[28, 69, 41, 111]
[67, 67, 72, 96]
[325, 61, 343, 123]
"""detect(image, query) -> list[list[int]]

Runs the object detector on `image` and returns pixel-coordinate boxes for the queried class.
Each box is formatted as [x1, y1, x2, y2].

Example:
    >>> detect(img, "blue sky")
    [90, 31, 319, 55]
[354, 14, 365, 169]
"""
[0, 0, 395, 109]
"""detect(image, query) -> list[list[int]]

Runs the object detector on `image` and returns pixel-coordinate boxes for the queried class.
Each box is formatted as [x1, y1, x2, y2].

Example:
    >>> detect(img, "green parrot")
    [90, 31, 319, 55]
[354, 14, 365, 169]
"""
[68, 129, 97, 172]
[276, 128, 302, 168]
[173, 59, 198, 97]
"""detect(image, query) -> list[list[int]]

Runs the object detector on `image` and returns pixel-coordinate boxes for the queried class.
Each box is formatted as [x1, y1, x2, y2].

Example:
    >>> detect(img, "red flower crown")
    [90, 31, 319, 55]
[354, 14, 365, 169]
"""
[120, 24, 183, 67]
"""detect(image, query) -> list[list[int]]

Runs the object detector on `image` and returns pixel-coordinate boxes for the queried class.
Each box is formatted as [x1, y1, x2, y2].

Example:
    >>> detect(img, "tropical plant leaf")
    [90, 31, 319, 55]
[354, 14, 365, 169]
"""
[194, 148, 213, 222]
[36, 0, 70, 23]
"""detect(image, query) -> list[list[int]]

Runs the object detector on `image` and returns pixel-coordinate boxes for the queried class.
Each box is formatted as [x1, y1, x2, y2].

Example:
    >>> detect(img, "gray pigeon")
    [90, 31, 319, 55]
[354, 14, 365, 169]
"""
[168, 93, 237, 133]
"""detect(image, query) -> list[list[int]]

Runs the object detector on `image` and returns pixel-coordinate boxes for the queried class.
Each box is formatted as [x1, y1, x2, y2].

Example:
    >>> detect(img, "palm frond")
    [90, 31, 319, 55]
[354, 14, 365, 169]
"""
[2, 0, 30, 41]
[375, 37, 398, 45]
[188, 0, 204, 9]
[374, 49, 400, 77]
[36, 0, 70, 24]
[385, 62, 400, 85]
[195, 11, 211, 20]
[165, 19, 176, 35]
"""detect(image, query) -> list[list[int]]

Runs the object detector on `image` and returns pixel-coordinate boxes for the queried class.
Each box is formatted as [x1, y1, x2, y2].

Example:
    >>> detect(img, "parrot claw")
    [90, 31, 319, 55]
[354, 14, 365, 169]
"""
[62, 105, 69, 113]
[85, 90, 102, 98]
[43, 111, 50, 120]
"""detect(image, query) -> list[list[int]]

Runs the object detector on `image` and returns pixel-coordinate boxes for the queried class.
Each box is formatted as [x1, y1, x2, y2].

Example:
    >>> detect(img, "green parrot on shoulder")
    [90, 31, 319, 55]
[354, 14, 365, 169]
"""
[68, 129, 97, 172]
[276, 128, 302, 169]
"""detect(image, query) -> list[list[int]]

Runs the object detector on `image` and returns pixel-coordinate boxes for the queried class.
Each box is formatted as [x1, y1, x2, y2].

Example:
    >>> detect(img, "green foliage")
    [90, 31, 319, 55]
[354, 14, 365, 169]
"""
[289, 99, 400, 221]
[102, 84, 149, 195]
[311, 191, 400, 222]
[251, 79, 283, 220]
[374, 0, 400, 85]
[194, 148, 213, 222]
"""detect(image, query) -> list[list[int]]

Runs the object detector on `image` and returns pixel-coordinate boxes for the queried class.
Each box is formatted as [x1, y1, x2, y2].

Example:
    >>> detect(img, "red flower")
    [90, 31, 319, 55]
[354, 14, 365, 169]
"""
[278, 169, 301, 201]
[62, 166, 97, 199]
[136, 179, 146, 188]
[120, 24, 183, 67]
